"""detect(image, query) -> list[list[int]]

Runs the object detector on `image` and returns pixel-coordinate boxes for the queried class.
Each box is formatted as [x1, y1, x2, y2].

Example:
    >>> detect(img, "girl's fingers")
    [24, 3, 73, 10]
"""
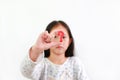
[36, 31, 61, 50]
[45, 41, 60, 49]
[44, 32, 52, 43]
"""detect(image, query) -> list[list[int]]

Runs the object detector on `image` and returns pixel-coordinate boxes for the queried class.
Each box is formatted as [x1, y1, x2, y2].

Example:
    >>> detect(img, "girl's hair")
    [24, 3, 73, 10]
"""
[44, 20, 75, 57]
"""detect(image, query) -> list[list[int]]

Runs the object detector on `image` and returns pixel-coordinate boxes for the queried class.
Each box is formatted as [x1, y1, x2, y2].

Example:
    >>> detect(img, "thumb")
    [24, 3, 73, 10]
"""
[46, 41, 60, 48]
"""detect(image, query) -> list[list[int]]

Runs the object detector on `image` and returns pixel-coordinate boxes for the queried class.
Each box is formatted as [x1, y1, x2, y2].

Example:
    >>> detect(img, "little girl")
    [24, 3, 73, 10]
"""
[20, 20, 89, 80]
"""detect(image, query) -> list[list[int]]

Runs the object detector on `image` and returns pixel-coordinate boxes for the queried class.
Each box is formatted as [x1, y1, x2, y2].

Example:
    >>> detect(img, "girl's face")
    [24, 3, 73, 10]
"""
[50, 25, 72, 55]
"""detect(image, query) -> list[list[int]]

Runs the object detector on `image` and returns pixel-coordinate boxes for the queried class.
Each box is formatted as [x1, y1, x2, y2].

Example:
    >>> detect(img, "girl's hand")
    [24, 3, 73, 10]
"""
[34, 31, 60, 51]
[29, 31, 60, 61]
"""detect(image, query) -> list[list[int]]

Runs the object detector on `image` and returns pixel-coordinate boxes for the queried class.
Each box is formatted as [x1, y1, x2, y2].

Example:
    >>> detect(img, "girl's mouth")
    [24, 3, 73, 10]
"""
[56, 45, 63, 48]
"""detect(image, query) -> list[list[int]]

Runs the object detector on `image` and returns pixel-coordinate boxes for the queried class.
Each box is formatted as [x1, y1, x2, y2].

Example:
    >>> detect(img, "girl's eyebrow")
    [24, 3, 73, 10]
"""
[50, 31, 68, 36]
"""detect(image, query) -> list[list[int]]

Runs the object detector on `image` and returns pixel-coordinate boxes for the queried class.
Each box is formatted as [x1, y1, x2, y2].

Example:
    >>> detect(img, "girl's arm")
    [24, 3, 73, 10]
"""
[20, 47, 44, 79]
[20, 31, 60, 79]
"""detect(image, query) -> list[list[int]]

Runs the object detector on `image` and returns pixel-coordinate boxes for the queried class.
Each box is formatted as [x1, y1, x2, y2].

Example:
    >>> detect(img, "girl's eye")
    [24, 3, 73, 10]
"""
[54, 36, 57, 38]
[63, 36, 66, 39]
[54, 35, 66, 39]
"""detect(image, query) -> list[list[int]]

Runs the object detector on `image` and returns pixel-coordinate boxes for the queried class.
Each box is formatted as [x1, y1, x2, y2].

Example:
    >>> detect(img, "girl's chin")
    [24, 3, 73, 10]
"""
[54, 50, 65, 55]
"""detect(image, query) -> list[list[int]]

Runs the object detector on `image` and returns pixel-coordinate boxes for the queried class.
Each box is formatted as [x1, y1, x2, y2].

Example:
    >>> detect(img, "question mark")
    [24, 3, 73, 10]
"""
[58, 31, 64, 42]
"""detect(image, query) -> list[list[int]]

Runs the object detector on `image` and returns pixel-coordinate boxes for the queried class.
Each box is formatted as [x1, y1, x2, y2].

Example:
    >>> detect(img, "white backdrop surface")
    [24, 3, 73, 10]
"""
[0, 0, 120, 80]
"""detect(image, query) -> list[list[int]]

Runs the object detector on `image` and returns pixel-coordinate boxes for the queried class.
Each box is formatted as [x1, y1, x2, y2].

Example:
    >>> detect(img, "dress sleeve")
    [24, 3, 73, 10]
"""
[20, 52, 44, 79]
[78, 63, 90, 80]
[74, 57, 90, 80]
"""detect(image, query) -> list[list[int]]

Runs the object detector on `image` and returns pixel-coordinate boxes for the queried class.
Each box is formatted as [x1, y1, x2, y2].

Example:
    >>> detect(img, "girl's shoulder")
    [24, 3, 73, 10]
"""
[68, 56, 84, 72]
[68, 56, 83, 66]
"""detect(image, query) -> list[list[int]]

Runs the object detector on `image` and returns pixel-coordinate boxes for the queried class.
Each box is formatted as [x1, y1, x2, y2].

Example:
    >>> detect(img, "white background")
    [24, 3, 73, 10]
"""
[0, 0, 120, 80]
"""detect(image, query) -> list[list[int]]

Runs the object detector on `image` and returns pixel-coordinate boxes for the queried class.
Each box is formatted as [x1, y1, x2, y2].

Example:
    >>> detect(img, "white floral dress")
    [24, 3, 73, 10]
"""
[20, 54, 89, 80]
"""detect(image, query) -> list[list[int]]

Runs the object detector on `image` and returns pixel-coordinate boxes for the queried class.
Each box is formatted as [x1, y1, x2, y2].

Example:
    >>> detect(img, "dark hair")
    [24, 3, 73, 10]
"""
[44, 20, 75, 57]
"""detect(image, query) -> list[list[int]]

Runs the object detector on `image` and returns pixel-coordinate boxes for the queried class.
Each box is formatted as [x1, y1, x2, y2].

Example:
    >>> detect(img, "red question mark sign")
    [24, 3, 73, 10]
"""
[58, 31, 64, 42]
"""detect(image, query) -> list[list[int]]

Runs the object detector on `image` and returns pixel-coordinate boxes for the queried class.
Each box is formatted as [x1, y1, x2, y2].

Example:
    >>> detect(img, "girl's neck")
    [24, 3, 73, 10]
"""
[48, 53, 67, 65]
